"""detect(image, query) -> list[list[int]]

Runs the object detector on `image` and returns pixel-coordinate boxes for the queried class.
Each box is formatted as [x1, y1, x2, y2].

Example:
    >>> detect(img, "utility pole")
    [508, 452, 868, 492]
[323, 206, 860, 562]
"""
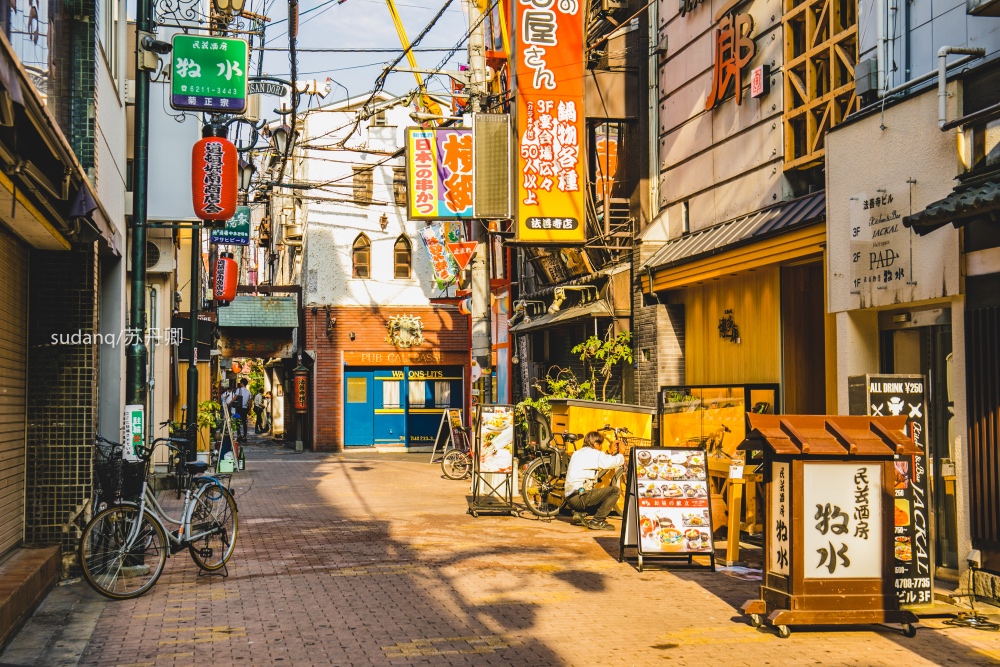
[466, 0, 492, 402]
[127, 0, 159, 435]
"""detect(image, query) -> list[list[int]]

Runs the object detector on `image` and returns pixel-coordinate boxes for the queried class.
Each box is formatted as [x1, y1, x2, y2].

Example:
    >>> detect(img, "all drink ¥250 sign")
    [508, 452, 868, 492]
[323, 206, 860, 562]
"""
[171, 35, 249, 113]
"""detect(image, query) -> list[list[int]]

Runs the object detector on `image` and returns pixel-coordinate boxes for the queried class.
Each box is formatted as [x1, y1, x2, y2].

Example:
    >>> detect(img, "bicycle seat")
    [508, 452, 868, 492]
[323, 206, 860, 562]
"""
[184, 461, 208, 475]
[563, 433, 582, 443]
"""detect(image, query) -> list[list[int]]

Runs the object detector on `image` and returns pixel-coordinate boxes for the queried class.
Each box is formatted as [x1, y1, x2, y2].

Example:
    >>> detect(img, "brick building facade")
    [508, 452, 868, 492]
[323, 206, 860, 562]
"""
[305, 305, 469, 452]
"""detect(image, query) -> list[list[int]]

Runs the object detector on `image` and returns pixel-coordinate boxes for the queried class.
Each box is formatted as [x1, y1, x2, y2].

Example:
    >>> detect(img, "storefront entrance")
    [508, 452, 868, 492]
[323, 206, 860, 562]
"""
[879, 308, 958, 575]
[343, 366, 464, 447]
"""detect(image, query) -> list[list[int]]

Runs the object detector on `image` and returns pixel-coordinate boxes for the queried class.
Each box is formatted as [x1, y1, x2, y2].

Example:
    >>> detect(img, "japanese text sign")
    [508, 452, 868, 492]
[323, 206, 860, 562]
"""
[633, 447, 714, 555]
[122, 405, 144, 462]
[770, 461, 790, 575]
[446, 241, 477, 271]
[802, 463, 882, 579]
[514, 0, 585, 243]
[171, 35, 249, 113]
[849, 188, 909, 293]
[210, 206, 251, 246]
[405, 128, 474, 220]
[419, 224, 460, 288]
[705, 12, 756, 110]
[191, 136, 238, 222]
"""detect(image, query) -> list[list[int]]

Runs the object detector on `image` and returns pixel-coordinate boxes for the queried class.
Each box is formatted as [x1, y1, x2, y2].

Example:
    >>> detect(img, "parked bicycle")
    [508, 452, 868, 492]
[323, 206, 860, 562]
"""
[521, 424, 639, 518]
[80, 433, 239, 600]
[155, 420, 196, 500]
[440, 426, 473, 480]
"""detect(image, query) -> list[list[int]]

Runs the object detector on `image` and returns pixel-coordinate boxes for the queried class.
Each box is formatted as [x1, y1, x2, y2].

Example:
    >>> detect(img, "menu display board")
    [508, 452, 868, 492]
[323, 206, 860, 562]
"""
[848, 374, 932, 606]
[430, 408, 465, 463]
[477, 405, 514, 474]
[620, 446, 715, 569]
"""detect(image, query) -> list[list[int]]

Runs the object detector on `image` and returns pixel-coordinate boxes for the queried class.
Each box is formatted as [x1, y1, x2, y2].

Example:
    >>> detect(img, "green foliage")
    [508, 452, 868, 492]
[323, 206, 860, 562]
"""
[245, 359, 266, 397]
[514, 366, 594, 431]
[572, 329, 633, 402]
[198, 400, 220, 431]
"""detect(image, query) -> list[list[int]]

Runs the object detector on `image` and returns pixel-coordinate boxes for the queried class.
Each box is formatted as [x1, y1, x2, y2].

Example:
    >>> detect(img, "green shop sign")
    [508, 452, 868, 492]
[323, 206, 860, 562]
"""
[210, 206, 251, 246]
[170, 34, 249, 113]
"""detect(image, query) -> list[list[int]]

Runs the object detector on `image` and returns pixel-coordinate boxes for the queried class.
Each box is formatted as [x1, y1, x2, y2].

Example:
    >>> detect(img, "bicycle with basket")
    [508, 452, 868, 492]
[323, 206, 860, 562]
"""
[81, 432, 239, 600]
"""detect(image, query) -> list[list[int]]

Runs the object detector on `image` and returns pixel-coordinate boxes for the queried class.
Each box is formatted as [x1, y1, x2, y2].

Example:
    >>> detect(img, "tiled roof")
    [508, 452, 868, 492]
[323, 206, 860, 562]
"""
[218, 296, 298, 328]
[641, 191, 826, 271]
[903, 179, 1000, 235]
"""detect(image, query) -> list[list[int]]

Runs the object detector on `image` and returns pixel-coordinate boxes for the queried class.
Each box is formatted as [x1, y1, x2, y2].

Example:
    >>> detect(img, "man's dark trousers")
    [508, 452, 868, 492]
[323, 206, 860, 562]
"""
[566, 486, 619, 521]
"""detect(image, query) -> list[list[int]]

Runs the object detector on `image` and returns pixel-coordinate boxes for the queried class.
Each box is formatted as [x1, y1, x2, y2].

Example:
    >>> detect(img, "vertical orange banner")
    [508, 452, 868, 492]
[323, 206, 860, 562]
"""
[514, 0, 586, 244]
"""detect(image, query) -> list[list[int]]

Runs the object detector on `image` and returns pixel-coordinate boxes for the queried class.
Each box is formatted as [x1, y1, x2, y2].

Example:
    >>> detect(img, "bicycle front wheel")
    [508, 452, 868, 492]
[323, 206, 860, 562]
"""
[441, 449, 472, 480]
[521, 457, 562, 517]
[187, 483, 239, 571]
[79, 506, 167, 600]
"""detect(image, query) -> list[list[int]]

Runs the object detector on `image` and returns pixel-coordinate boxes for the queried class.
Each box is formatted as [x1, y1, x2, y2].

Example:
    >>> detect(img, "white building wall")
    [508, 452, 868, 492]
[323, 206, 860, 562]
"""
[302, 98, 443, 308]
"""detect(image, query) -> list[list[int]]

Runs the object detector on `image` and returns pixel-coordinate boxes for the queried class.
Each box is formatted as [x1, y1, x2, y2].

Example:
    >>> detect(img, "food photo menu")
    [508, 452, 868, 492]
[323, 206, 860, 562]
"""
[633, 448, 713, 554]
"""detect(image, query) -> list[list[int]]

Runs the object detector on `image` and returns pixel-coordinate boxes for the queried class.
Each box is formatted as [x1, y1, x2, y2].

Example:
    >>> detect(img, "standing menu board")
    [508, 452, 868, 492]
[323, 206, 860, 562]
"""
[848, 374, 932, 607]
[430, 408, 465, 463]
[468, 405, 516, 517]
[619, 446, 715, 571]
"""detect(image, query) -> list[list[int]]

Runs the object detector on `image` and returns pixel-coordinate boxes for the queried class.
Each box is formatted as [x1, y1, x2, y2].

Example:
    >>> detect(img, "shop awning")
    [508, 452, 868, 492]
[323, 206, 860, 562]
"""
[740, 414, 922, 457]
[509, 298, 615, 333]
[218, 296, 299, 328]
[639, 192, 825, 292]
[903, 178, 1000, 235]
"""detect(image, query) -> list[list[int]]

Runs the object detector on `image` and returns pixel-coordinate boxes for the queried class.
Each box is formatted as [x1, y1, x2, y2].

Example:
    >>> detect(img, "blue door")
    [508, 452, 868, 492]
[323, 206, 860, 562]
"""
[406, 367, 464, 447]
[374, 370, 407, 445]
[344, 370, 374, 446]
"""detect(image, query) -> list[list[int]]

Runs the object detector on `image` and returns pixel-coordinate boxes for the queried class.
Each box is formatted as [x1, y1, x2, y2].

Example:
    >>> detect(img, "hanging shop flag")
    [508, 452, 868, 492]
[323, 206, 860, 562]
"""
[447, 241, 477, 271]
[209, 205, 251, 245]
[419, 224, 460, 288]
[514, 0, 586, 244]
[405, 128, 474, 220]
[192, 135, 238, 223]
[171, 35, 249, 113]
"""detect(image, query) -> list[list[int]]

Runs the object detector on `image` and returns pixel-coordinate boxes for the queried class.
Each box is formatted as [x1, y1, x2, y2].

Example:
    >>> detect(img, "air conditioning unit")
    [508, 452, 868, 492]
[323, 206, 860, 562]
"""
[127, 238, 176, 273]
[854, 57, 879, 97]
[473, 113, 511, 219]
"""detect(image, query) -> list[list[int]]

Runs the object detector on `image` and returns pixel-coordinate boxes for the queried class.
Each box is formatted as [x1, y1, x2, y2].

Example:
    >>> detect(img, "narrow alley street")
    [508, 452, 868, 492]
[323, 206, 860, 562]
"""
[1, 441, 997, 667]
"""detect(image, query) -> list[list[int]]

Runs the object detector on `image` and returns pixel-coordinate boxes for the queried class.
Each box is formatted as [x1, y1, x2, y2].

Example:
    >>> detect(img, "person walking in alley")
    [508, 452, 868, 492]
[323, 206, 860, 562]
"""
[234, 378, 251, 443]
[563, 431, 624, 531]
[253, 388, 265, 434]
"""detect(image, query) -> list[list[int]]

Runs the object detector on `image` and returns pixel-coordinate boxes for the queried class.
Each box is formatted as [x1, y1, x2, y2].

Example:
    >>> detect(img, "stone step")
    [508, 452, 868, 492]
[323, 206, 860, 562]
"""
[0, 545, 60, 649]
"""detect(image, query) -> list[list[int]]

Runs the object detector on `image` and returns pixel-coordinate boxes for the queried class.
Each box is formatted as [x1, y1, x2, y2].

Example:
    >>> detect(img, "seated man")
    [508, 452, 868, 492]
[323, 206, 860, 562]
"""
[563, 431, 624, 531]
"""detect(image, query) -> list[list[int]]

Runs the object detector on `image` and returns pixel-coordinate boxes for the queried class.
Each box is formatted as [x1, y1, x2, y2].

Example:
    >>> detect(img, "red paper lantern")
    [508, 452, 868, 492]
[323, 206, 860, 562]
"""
[192, 127, 238, 223]
[215, 252, 238, 302]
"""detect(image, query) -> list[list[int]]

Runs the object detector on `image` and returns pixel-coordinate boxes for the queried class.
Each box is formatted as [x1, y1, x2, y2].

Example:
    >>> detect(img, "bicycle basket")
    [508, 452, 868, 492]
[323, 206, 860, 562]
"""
[120, 460, 147, 498]
[622, 436, 652, 451]
[94, 441, 147, 503]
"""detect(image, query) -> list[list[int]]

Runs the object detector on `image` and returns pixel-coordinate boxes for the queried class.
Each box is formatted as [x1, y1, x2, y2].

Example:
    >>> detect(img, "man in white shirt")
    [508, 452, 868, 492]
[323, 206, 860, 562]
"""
[233, 378, 252, 442]
[563, 431, 624, 530]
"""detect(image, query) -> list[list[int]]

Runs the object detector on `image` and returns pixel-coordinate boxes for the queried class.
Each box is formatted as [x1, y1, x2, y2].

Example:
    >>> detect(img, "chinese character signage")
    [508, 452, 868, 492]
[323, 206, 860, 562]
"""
[418, 223, 461, 289]
[191, 136, 238, 223]
[171, 35, 249, 113]
[210, 206, 251, 246]
[122, 405, 144, 462]
[849, 374, 932, 606]
[405, 128, 474, 220]
[802, 463, 882, 579]
[770, 461, 790, 576]
[632, 448, 714, 555]
[514, 0, 586, 243]
[849, 188, 909, 292]
[705, 12, 756, 110]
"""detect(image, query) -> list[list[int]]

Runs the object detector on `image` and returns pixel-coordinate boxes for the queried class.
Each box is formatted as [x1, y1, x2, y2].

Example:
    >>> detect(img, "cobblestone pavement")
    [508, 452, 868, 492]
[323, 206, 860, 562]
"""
[9, 438, 1000, 666]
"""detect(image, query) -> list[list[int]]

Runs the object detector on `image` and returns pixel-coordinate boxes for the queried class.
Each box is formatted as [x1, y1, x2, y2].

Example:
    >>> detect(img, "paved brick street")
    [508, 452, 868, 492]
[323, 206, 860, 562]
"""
[5, 442, 1000, 667]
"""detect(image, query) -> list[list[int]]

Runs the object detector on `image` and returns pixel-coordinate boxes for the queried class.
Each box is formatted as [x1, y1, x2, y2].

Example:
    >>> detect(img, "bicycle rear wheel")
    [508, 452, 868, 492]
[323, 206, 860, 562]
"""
[79, 506, 167, 600]
[521, 457, 562, 517]
[441, 449, 472, 480]
[187, 483, 239, 571]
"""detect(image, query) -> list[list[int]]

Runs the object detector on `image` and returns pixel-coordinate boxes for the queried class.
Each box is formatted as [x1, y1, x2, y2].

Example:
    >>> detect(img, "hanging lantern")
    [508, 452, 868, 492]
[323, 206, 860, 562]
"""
[191, 125, 238, 223]
[215, 252, 238, 302]
[458, 297, 472, 316]
[231, 361, 242, 374]
[293, 364, 308, 414]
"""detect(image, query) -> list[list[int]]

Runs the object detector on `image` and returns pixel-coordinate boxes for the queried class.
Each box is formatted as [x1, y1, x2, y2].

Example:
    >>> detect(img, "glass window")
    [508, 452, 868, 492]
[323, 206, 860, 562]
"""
[346, 377, 367, 403]
[352, 234, 370, 278]
[408, 380, 427, 406]
[434, 381, 451, 407]
[101, 0, 120, 82]
[393, 167, 407, 206]
[382, 380, 400, 408]
[352, 165, 373, 204]
[394, 236, 411, 279]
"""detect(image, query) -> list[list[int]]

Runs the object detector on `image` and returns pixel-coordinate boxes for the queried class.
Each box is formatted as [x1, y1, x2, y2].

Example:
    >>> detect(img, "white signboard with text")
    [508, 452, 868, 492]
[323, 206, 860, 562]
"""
[769, 461, 790, 576]
[802, 463, 882, 579]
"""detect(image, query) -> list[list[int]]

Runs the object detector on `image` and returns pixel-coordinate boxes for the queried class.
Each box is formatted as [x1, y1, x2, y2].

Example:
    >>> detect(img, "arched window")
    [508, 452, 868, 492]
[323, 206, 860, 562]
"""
[393, 235, 411, 279]
[352, 234, 370, 278]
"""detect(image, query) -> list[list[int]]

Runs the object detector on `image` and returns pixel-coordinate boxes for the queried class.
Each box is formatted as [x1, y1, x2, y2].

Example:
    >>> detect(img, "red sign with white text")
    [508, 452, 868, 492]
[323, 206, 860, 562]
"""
[514, 0, 586, 244]
[447, 242, 477, 271]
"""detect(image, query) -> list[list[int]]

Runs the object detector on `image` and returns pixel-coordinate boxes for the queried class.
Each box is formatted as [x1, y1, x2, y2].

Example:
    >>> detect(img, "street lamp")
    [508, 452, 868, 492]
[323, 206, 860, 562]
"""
[270, 124, 296, 156]
[238, 158, 256, 192]
[213, 0, 246, 14]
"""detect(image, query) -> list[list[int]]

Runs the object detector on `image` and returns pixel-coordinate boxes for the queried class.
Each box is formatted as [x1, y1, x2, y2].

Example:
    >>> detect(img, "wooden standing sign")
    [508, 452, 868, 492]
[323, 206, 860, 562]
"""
[619, 446, 716, 571]
[430, 408, 465, 463]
